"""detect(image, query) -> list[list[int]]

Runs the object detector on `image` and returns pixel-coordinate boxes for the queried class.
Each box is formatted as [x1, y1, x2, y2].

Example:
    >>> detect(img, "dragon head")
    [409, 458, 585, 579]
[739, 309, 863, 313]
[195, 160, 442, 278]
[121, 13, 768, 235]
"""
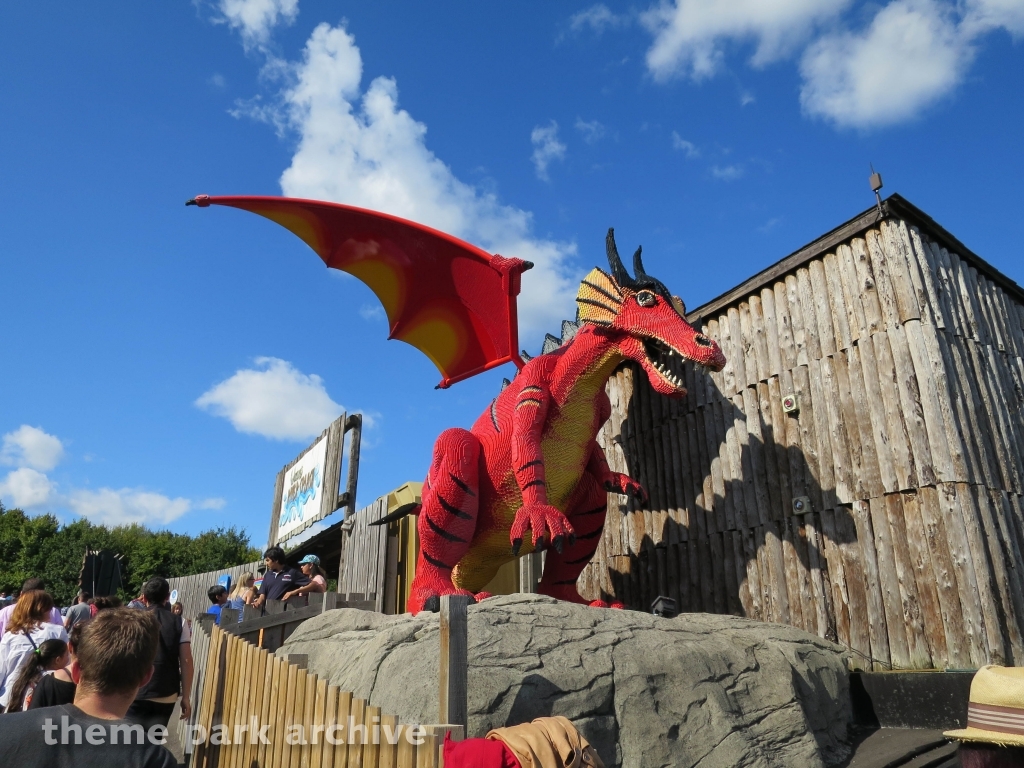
[575, 229, 726, 397]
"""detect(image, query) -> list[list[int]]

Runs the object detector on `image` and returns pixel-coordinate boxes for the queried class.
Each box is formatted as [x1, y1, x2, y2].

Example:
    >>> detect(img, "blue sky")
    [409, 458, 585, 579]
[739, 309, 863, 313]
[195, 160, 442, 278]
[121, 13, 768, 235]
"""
[1, 1, 1022, 546]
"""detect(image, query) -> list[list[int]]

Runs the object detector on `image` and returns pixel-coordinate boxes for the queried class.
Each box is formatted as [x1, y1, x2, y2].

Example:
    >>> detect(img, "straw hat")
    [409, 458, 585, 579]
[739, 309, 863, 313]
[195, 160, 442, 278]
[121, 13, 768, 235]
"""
[945, 665, 1024, 747]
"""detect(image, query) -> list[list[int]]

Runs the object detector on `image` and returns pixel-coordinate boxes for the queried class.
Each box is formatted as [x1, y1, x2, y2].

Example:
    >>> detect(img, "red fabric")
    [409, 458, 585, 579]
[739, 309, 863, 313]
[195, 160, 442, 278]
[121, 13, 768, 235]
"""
[443, 734, 520, 768]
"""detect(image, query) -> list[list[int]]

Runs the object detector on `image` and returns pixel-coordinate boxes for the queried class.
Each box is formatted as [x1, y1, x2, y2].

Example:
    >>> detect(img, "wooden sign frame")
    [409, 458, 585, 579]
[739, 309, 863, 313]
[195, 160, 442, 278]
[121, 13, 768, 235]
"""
[266, 412, 362, 548]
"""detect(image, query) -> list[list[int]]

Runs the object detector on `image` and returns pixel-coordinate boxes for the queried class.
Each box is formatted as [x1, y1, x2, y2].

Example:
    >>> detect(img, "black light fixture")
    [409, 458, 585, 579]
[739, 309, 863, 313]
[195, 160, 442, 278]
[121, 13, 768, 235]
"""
[870, 164, 884, 217]
[651, 595, 677, 618]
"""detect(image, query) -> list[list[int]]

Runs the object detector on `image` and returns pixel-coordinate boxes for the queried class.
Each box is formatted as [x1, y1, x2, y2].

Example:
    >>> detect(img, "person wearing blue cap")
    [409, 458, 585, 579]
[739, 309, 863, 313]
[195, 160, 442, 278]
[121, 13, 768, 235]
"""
[282, 555, 328, 602]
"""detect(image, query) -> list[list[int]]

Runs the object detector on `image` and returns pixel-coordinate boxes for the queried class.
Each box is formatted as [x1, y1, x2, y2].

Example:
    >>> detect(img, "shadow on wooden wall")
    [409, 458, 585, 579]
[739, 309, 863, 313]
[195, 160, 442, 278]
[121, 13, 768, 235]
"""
[600, 374, 848, 649]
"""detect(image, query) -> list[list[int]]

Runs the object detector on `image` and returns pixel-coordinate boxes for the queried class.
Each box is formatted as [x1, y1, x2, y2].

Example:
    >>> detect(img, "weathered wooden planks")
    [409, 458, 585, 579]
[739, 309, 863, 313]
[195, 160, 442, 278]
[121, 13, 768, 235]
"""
[190, 625, 450, 768]
[586, 211, 1024, 670]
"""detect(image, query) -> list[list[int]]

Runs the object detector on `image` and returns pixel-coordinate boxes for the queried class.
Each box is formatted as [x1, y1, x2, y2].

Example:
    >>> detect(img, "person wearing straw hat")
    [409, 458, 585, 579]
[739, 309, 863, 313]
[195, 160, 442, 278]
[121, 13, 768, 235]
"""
[944, 665, 1024, 766]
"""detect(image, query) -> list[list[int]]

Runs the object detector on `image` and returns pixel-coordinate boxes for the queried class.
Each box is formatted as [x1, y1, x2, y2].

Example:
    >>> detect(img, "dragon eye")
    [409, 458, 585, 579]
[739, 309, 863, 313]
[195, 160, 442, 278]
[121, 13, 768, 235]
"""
[636, 291, 656, 308]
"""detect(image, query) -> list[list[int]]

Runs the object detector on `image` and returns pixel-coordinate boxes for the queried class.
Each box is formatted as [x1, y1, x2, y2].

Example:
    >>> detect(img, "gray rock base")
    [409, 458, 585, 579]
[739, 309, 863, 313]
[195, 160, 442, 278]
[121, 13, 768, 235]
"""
[281, 594, 852, 767]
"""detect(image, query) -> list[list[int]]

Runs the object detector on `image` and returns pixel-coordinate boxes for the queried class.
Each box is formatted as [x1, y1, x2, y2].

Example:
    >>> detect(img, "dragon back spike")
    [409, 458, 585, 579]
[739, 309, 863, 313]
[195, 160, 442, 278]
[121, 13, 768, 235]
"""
[606, 228, 638, 289]
[576, 267, 623, 326]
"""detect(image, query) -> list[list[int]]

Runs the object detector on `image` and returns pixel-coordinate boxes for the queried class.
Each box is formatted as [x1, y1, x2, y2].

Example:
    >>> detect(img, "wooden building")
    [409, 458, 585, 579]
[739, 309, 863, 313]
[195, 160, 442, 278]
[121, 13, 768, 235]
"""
[574, 194, 1024, 671]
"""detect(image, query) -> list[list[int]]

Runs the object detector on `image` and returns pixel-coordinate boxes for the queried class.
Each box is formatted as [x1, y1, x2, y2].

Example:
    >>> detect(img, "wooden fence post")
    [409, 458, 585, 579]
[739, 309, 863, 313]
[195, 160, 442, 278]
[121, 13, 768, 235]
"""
[336, 415, 363, 595]
[343, 414, 362, 519]
[438, 595, 469, 733]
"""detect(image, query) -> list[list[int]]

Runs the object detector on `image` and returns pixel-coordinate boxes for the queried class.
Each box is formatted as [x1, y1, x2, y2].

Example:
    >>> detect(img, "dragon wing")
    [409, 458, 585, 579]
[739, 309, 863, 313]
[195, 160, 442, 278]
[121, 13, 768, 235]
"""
[189, 195, 532, 388]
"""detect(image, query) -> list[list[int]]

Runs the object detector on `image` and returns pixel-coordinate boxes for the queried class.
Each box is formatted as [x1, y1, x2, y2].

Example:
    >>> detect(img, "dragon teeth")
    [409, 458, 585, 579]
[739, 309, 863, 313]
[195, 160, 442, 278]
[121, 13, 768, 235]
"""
[654, 361, 684, 388]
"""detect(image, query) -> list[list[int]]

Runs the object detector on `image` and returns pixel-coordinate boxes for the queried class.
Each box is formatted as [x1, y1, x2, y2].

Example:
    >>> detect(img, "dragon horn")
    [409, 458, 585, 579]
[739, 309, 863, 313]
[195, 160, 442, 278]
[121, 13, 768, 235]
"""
[632, 245, 649, 282]
[606, 228, 637, 289]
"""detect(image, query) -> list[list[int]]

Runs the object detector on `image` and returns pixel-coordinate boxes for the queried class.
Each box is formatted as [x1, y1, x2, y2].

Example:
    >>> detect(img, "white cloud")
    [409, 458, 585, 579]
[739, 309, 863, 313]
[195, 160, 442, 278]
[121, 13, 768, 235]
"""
[642, 0, 851, 80]
[359, 303, 385, 321]
[711, 164, 744, 180]
[569, 4, 630, 35]
[671, 131, 700, 157]
[0, 468, 56, 510]
[196, 357, 347, 440]
[963, 0, 1024, 35]
[530, 121, 567, 182]
[575, 118, 606, 145]
[1, 425, 65, 471]
[66, 488, 193, 528]
[641, 0, 1023, 129]
[219, 0, 299, 49]
[0, 426, 226, 525]
[800, 0, 971, 127]
[262, 23, 579, 345]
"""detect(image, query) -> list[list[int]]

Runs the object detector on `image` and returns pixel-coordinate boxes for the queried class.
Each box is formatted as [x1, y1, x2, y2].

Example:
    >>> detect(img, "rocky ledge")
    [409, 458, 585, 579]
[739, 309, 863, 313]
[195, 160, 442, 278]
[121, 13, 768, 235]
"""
[280, 594, 851, 768]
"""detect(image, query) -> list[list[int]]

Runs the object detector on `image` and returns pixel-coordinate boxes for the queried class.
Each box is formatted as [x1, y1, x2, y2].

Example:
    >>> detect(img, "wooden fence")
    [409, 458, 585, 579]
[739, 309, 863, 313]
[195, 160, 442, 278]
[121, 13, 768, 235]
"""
[228, 592, 375, 653]
[574, 196, 1024, 671]
[183, 616, 462, 767]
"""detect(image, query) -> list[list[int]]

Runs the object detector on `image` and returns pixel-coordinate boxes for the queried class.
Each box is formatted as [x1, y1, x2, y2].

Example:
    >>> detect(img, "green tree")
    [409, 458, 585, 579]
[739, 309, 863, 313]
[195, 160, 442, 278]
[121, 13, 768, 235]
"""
[0, 503, 260, 605]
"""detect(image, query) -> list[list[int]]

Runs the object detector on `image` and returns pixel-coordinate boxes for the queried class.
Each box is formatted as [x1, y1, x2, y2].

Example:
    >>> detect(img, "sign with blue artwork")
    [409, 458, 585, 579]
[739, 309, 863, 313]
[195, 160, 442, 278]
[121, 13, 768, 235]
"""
[276, 430, 330, 543]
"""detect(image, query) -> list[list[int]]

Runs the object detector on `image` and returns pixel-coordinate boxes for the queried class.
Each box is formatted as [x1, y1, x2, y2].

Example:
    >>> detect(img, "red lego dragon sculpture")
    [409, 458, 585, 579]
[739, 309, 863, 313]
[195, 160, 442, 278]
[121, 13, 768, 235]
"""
[191, 196, 725, 614]
[403, 231, 726, 613]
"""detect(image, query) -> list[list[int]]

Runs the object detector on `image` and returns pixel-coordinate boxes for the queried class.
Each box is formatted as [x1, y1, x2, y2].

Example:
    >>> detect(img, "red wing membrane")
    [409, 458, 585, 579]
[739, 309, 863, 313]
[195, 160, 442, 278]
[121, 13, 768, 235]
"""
[191, 195, 531, 387]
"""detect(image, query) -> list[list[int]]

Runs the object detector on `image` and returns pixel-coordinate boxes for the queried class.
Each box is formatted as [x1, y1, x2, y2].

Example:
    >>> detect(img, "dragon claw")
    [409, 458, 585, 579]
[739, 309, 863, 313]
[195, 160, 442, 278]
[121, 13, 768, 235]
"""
[510, 504, 575, 557]
[604, 473, 648, 504]
[511, 538, 522, 557]
[422, 596, 441, 613]
[552, 535, 564, 554]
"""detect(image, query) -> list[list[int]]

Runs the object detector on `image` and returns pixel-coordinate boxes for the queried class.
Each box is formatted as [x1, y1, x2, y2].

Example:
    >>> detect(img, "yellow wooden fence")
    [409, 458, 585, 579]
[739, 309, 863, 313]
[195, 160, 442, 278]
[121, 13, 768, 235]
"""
[190, 622, 458, 767]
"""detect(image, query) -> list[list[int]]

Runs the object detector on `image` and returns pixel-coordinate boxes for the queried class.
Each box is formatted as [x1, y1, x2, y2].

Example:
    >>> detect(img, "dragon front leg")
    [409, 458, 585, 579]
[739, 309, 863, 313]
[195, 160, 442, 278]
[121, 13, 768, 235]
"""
[408, 428, 482, 615]
[509, 380, 575, 556]
[586, 439, 648, 505]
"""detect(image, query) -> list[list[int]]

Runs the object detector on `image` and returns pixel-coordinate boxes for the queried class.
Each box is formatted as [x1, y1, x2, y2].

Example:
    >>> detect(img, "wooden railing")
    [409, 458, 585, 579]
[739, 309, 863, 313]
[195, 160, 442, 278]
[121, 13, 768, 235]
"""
[180, 606, 462, 767]
[225, 592, 375, 652]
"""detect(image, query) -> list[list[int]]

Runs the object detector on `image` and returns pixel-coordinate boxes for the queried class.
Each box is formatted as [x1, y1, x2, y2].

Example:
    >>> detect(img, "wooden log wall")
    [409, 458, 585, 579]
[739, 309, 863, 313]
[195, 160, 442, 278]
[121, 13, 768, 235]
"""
[338, 497, 388, 612]
[578, 215, 1024, 670]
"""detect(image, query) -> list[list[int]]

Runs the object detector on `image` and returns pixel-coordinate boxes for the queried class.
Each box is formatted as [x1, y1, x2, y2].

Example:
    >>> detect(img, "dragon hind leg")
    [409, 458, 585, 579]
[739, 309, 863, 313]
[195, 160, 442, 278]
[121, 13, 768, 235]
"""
[537, 472, 608, 605]
[408, 428, 481, 615]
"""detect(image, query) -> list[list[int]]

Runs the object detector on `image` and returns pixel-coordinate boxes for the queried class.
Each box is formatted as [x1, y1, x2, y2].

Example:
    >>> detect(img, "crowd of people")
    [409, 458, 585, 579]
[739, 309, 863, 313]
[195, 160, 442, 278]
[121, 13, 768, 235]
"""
[0, 548, 331, 765]
[0, 576, 190, 766]
[202, 548, 326, 624]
